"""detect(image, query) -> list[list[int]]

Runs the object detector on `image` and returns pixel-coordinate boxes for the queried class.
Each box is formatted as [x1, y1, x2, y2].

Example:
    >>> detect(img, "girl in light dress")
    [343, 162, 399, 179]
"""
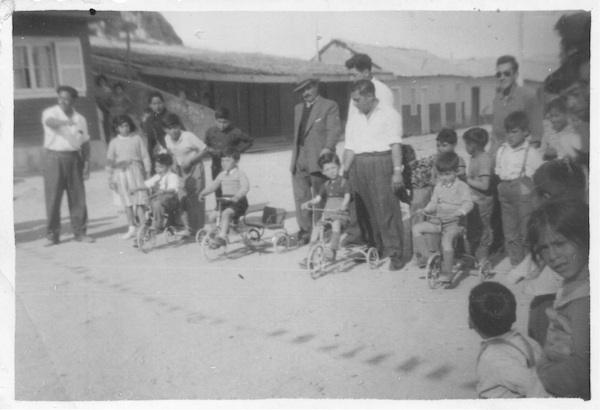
[106, 115, 151, 239]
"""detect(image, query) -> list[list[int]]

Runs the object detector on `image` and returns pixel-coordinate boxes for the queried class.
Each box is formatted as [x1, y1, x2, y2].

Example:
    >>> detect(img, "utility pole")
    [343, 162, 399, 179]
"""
[315, 20, 321, 62]
[517, 11, 524, 86]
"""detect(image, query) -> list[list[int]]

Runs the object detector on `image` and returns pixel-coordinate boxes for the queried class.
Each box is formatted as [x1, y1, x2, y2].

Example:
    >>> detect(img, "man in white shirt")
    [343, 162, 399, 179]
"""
[342, 80, 405, 271]
[343, 54, 399, 250]
[42, 86, 94, 246]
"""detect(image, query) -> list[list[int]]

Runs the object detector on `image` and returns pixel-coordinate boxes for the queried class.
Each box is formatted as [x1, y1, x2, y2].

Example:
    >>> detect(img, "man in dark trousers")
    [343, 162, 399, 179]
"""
[290, 75, 342, 244]
[42, 86, 94, 246]
[342, 80, 405, 271]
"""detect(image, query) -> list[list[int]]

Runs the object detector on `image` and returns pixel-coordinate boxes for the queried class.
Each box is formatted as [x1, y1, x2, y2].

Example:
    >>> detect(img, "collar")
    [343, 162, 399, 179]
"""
[496, 83, 516, 97]
[555, 268, 590, 308]
[57, 105, 78, 119]
[225, 166, 239, 176]
[480, 329, 517, 347]
[363, 100, 380, 119]
[306, 96, 320, 108]
[441, 179, 457, 189]
[504, 139, 529, 152]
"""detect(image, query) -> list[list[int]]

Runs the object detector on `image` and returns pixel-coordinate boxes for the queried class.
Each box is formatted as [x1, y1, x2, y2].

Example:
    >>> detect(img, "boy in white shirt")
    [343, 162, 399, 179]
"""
[494, 111, 543, 269]
[469, 282, 549, 398]
[131, 153, 180, 232]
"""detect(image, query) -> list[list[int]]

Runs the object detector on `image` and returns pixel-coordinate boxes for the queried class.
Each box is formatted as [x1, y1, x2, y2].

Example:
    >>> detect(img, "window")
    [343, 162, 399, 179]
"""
[14, 37, 86, 99]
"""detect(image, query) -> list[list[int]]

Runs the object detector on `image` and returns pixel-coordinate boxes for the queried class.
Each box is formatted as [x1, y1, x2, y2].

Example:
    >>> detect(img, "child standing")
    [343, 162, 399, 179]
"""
[204, 107, 254, 199]
[527, 199, 590, 399]
[462, 127, 494, 263]
[106, 115, 151, 239]
[130, 153, 180, 233]
[495, 111, 543, 269]
[300, 152, 351, 265]
[199, 147, 249, 249]
[540, 97, 583, 161]
[468, 281, 549, 398]
[430, 128, 467, 183]
[162, 113, 208, 237]
[412, 152, 473, 283]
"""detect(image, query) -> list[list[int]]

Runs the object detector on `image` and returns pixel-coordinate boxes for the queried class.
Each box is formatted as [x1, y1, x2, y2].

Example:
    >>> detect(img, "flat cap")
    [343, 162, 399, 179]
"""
[294, 75, 319, 92]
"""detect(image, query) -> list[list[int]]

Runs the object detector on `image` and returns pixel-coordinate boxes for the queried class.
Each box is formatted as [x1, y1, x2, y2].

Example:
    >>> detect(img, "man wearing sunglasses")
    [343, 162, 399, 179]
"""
[491, 55, 543, 159]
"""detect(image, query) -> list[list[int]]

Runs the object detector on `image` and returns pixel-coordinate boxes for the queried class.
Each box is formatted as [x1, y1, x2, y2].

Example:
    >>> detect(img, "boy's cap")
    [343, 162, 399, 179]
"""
[294, 75, 319, 92]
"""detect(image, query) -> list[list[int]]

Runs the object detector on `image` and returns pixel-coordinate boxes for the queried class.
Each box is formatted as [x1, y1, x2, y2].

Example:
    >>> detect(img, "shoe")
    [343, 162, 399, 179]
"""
[209, 236, 226, 249]
[437, 272, 453, 283]
[389, 254, 406, 271]
[411, 257, 428, 269]
[75, 235, 95, 243]
[43, 238, 59, 247]
[133, 239, 139, 248]
[298, 258, 308, 268]
[121, 227, 137, 240]
[293, 231, 310, 246]
[324, 248, 336, 263]
[341, 236, 366, 249]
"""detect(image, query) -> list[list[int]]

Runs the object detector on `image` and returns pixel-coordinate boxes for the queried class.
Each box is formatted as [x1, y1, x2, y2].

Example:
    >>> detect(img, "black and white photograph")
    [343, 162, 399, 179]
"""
[2, 0, 596, 407]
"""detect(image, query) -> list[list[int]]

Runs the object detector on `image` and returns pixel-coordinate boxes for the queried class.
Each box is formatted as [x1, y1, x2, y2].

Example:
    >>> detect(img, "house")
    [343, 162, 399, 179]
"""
[13, 11, 106, 173]
[90, 37, 393, 143]
[316, 39, 559, 136]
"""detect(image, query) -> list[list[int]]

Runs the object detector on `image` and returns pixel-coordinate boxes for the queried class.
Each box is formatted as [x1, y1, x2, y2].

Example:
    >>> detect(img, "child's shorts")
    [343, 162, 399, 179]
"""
[223, 196, 249, 219]
[322, 210, 350, 230]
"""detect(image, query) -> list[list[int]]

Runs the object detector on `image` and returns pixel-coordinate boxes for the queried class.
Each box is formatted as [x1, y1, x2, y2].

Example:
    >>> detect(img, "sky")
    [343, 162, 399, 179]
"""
[161, 10, 568, 62]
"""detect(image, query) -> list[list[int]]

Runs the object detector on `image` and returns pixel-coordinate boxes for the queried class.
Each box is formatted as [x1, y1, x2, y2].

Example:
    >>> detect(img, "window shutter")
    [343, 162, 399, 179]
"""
[55, 39, 86, 93]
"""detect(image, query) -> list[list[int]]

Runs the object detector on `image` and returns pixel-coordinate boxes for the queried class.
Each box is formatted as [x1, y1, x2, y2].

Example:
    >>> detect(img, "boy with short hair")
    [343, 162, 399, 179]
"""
[130, 153, 180, 232]
[469, 282, 549, 398]
[300, 152, 351, 265]
[463, 127, 494, 262]
[409, 129, 467, 260]
[412, 152, 473, 283]
[430, 128, 467, 183]
[540, 97, 583, 161]
[205, 107, 254, 199]
[495, 111, 543, 269]
[199, 146, 250, 248]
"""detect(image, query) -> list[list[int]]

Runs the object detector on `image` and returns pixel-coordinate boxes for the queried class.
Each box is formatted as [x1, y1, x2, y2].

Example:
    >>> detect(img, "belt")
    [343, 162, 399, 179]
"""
[45, 149, 80, 156]
[355, 150, 391, 157]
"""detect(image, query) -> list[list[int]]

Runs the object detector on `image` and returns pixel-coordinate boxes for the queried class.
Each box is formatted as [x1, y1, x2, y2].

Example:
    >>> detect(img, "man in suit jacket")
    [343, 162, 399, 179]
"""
[290, 76, 342, 244]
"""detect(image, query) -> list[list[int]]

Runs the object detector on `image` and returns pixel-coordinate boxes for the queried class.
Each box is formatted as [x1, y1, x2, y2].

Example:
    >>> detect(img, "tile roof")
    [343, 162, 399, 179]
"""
[91, 37, 351, 79]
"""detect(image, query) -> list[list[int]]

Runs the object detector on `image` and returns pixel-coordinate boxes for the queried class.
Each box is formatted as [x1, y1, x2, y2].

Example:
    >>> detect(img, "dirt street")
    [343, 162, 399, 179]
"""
[10, 131, 536, 403]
